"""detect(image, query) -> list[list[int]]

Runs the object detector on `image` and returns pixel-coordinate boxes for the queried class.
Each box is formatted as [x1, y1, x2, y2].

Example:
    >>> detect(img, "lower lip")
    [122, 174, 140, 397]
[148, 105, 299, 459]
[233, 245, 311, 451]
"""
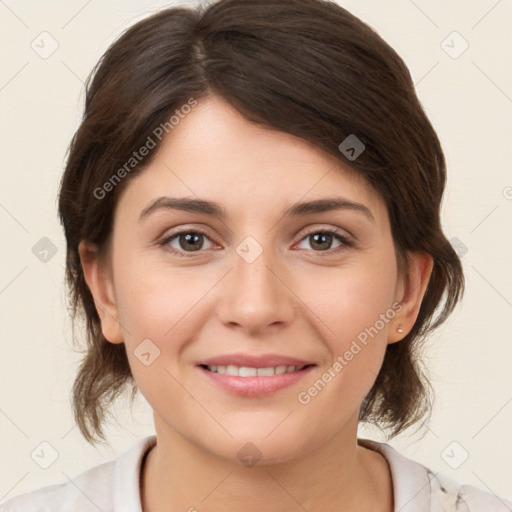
[196, 365, 315, 397]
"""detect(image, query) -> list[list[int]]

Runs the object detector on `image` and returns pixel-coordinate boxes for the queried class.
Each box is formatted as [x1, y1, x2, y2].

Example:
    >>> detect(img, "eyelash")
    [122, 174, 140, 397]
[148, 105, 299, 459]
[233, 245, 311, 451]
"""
[158, 228, 354, 258]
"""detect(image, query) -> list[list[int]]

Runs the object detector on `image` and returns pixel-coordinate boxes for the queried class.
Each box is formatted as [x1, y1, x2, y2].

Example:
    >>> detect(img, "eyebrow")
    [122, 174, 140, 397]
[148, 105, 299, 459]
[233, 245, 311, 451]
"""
[138, 196, 375, 223]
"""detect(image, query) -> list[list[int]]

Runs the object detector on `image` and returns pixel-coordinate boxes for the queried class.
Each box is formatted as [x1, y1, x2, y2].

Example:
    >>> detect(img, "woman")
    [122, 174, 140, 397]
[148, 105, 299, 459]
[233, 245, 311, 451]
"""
[1, 0, 510, 510]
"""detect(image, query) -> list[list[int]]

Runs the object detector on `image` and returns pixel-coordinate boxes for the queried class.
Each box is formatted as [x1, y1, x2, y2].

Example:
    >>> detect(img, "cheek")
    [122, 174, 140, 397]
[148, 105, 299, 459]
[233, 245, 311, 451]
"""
[299, 253, 398, 396]
[113, 244, 201, 337]
[304, 253, 398, 341]
[113, 266, 197, 409]
[112, 257, 224, 393]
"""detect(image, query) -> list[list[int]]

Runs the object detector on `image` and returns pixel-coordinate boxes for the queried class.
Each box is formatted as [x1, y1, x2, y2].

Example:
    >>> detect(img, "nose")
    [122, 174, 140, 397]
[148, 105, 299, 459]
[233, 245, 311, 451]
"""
[215, 241, 297, 336]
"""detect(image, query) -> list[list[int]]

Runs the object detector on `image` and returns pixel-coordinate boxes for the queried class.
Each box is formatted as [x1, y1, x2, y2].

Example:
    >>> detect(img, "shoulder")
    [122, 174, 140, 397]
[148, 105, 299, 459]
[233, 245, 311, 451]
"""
[454, 481, 512, 512]
[358, 438, 512, 512]
[431, 473, 512, 512]
[0, 435, 156, 512]
[0, 460, 114, 512]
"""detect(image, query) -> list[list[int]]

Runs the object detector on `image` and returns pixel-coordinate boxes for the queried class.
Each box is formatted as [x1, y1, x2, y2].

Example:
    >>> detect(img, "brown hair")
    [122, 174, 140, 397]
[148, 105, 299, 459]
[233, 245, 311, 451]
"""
[58, 0, 464, 445]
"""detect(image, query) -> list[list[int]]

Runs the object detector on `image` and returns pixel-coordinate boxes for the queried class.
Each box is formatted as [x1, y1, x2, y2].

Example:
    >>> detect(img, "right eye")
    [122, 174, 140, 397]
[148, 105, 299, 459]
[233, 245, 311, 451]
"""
[160, 230, 216, 257]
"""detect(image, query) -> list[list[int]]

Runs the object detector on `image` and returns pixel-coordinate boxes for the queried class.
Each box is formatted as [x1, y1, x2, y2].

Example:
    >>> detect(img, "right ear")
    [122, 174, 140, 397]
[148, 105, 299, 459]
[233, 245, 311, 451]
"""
[78, 241, 124, 344]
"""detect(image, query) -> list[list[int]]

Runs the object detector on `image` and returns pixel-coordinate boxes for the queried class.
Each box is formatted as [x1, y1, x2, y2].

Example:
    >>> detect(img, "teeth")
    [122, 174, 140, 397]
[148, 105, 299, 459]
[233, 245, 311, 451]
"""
[206, 364, 303, 376]
[240, 366, 258, 377]
[226, 365, 238, 376]
[257, 367, 274, 376]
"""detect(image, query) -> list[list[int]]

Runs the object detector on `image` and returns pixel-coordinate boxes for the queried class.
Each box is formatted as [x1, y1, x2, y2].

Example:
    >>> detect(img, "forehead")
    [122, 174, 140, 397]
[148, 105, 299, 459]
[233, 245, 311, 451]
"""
[116, 95, 387, 224]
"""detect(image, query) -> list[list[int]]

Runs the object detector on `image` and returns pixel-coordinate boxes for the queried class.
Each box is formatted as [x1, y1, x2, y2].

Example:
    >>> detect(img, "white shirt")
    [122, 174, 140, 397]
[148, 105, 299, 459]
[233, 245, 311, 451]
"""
[1, 435, 510, 511]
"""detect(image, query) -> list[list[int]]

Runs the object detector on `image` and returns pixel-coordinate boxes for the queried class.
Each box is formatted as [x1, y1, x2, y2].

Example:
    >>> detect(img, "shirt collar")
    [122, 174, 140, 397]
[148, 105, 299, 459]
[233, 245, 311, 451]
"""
[112, 435, 432, 511]
[358, 438, 431, 511]
[112, 434, 157, 512]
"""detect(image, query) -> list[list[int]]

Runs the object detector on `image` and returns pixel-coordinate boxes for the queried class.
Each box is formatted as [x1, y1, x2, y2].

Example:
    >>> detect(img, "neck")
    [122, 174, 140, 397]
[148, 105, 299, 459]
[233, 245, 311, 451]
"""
[141, 414, 393, 512]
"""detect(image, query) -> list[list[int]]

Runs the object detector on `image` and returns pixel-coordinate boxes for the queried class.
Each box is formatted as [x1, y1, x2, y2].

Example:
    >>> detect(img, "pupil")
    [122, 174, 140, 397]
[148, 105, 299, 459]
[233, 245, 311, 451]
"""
[181, 233, 202, 251]
[312, 233, 331, 250]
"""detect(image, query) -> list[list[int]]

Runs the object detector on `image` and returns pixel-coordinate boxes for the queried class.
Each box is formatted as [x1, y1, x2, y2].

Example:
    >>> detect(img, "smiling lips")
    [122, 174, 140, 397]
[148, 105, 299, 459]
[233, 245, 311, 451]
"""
[196, 353, 316, 397]
[205, 364, 307, 377]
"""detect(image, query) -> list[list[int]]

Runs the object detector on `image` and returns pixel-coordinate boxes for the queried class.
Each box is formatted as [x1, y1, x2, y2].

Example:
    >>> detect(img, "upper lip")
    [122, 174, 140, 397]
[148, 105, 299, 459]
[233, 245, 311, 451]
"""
[197, 353, 316, 368]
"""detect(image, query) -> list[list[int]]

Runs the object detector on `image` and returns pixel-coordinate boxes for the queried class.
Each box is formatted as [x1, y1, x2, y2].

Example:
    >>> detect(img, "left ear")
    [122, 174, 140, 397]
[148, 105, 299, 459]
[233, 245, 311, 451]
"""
[388, 252, 434, 344]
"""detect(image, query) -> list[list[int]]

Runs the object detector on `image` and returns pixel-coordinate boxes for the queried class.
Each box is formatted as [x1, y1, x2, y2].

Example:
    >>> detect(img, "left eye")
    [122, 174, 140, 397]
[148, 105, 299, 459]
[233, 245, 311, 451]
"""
[296, 230, 351, 252]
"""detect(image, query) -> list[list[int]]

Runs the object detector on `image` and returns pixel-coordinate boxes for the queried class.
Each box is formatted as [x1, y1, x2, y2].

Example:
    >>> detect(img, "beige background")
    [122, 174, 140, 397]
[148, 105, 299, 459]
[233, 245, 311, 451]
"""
[1, 0, 511, 502]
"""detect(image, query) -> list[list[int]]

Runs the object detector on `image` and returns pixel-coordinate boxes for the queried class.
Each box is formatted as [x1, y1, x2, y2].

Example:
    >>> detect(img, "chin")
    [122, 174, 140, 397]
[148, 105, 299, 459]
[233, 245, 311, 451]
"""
[196, 417, 332, 468]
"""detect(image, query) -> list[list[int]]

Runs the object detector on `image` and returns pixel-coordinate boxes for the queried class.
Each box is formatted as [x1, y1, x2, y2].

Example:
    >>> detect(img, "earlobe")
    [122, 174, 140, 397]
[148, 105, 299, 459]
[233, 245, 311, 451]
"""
[388, 252, 434, 344]
[78, 241, 124, 344]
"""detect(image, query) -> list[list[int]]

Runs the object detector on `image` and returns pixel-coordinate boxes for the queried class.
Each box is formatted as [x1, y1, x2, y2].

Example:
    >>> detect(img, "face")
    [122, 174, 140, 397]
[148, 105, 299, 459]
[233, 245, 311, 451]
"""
[82, 95, 430, 465]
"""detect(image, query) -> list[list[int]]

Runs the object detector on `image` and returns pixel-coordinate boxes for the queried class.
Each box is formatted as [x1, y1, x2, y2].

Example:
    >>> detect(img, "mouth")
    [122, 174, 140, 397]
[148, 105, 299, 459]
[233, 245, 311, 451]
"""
[196, 361, 316, 397]
[199, 363, 313, 377]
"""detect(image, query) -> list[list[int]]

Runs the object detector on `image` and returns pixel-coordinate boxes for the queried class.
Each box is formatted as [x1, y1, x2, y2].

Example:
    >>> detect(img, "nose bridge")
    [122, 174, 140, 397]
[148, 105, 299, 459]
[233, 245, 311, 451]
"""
[216, 234, 295, 333]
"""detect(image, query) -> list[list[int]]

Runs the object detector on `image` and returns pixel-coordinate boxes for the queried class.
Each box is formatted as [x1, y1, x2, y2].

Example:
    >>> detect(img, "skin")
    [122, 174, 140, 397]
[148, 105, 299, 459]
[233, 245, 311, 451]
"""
[80, 95, 433, 511]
